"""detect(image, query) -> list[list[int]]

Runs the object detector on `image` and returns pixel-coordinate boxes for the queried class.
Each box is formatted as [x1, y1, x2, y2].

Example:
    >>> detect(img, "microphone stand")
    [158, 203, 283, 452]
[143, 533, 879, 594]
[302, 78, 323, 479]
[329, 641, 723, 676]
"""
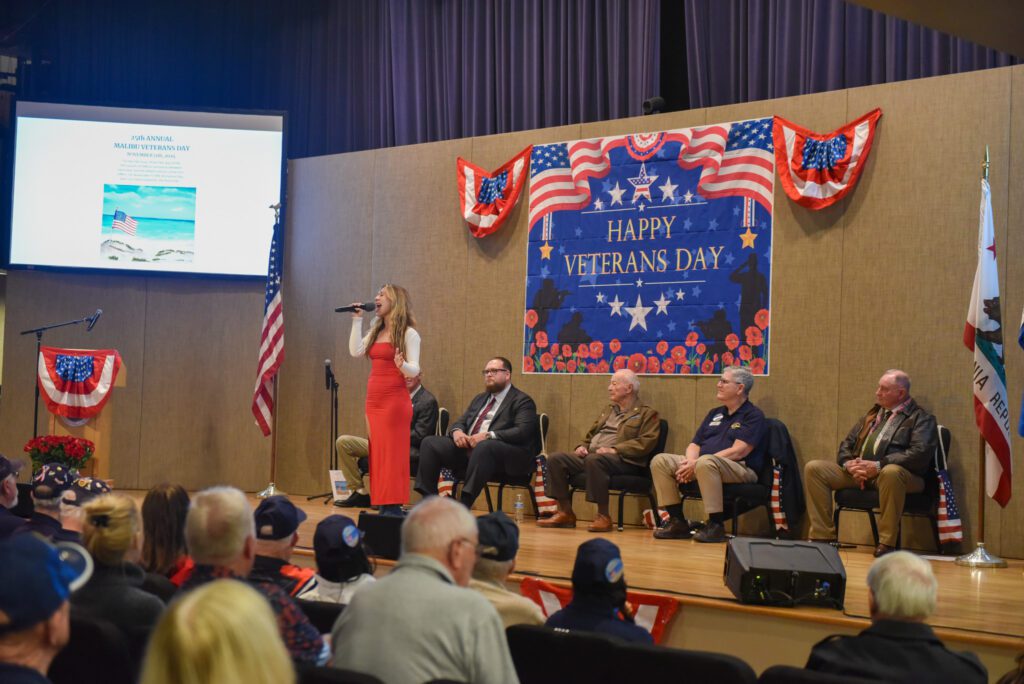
[20, 313, 98, 439]
[308, 362, 340, 503]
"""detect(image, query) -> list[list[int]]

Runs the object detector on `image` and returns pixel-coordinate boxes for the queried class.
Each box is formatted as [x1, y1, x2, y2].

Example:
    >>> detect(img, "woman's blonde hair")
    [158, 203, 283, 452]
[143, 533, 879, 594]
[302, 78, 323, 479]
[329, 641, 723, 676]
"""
[366, 283, 416, 357]
[82, 493, 139, 566]
[140, 579, 295, 684]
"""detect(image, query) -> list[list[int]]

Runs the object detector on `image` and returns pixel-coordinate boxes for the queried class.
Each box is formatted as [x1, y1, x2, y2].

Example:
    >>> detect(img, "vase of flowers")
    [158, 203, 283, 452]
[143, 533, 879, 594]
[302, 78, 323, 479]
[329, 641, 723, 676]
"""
[23, 435, 95, 474]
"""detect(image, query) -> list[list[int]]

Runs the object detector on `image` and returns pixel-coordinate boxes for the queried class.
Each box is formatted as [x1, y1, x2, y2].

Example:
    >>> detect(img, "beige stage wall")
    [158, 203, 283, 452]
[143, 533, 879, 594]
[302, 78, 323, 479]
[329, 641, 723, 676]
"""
[1, 66, 1022, 557]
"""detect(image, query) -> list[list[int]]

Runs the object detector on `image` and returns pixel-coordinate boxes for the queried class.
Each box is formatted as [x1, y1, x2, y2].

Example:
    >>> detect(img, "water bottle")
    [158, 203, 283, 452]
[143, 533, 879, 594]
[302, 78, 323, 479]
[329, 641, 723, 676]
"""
[513, 493, 525, 524]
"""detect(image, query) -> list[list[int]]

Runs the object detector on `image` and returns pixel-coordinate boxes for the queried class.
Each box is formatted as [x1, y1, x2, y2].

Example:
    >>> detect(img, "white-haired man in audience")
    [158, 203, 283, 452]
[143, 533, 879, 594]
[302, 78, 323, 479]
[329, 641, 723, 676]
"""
[181, 486, 327, 665]
[806, 551, 986, 682]
[331, 496, 519, 684]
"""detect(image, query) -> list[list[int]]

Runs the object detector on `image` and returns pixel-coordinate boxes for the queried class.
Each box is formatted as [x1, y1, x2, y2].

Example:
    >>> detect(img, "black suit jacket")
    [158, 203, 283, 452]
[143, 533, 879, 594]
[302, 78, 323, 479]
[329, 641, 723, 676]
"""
[410, 386, 439, 455]
[450, 385, 539, 454]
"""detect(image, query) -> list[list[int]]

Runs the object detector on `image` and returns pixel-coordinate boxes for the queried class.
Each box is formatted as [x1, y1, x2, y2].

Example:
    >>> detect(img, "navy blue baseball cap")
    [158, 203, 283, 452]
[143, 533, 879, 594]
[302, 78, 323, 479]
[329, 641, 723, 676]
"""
[0, 455, 25, 480]
[0, 534, 92, 633]
[572, 538, 625, 591]
[313, 515, 364, 580]
[32, 463, 78, 501]
[254, 495, 307, 540]
[62, 477, 112, 507]
[477, 511, 519, 562]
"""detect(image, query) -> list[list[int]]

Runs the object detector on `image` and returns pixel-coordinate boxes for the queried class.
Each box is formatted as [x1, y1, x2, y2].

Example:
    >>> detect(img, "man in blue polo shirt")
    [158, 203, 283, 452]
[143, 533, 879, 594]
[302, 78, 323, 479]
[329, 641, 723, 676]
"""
[650, 366, 766, 542]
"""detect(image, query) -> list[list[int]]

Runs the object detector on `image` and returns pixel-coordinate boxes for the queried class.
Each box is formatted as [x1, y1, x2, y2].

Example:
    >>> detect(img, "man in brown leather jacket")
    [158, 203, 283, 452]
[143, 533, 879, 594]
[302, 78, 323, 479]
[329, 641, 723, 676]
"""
[804, 369, 937, 557]
[539, 369, 661, 533]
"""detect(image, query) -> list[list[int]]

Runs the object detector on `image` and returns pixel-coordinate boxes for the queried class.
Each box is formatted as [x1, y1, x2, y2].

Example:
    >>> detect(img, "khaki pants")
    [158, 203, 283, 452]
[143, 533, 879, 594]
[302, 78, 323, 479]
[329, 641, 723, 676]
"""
[804, 460, 924, 546]
[650, 452, 756, 515]
[336, 435, 369, 494]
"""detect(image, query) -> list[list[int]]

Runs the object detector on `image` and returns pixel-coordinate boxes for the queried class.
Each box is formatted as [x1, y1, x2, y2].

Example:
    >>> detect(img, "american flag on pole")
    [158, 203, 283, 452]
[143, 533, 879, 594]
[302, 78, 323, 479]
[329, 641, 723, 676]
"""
[111, 210, 138, 236]
[533, 455, 558, 516]
[770, 465, 788, 530]
[937, 469, 964, 545]
[252, 221, 284, 436]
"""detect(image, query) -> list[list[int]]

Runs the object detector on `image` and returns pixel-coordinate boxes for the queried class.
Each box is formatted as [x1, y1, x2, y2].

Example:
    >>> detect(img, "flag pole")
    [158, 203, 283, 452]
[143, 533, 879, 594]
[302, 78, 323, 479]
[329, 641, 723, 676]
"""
[956, 147, 1006, 568]
[257, 203, 286, 500]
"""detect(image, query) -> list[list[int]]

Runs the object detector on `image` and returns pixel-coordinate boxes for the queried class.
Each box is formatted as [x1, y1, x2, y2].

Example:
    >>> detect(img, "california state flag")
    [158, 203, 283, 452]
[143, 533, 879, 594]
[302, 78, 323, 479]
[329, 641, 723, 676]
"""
[964, 178, 1012, 506]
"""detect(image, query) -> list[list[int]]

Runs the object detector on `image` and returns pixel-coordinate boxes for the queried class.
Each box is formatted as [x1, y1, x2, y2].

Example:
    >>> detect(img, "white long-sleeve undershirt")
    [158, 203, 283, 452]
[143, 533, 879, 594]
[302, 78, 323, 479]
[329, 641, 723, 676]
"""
[349, 317, 421, 377]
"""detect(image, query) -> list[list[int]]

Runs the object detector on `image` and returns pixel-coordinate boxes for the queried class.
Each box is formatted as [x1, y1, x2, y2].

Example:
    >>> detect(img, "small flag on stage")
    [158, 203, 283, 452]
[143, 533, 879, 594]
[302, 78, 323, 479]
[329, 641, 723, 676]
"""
[533, 455, 558, 516]
[112, 210, 138, 236]
[937, 469, 964, 546]
[770, 465, 788, 530]
[437, 468, 456, 498]
[252, 221, 284, 436]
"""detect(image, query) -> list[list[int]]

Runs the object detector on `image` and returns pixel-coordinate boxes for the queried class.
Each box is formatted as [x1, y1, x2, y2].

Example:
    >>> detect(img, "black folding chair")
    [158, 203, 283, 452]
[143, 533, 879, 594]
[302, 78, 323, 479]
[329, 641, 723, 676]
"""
[484, 413, 549, 515]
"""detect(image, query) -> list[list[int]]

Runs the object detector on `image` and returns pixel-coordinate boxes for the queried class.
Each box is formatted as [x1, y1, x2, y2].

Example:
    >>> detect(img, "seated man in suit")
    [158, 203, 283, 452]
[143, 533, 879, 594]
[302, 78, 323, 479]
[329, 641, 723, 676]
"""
[336, 372, 438, 508]
[650, 366, 766, 543]
[415, 357, 539, 508]
[539, 369, 661, 532]
[804, 369, 937, 557]
[806, 551, 986, 683]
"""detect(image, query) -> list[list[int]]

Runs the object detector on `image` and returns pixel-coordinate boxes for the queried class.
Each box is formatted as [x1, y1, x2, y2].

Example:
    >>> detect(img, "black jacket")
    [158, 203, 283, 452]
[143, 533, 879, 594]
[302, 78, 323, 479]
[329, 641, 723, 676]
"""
[837, 398, 937, 476]
[71, 561, 165, 635]
[450, 385, 539, 454]
[806, 619, 986, 684]
[764, 418, 804, 530]
[410, 385, 439, 456]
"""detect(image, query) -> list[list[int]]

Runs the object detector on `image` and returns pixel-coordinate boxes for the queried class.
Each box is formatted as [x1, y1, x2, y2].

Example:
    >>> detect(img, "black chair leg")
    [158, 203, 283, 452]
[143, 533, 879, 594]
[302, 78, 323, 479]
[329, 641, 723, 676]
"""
[833, 507, 842, 541]
[527, 485, 540, 518]
[617, 494, 625, 532]
[496, 484, 506, 512]
[866, 510, 880, 546]
[484, 487, 494, 512]
[764, 505, 776, 538]
[930, 515, 942, 554]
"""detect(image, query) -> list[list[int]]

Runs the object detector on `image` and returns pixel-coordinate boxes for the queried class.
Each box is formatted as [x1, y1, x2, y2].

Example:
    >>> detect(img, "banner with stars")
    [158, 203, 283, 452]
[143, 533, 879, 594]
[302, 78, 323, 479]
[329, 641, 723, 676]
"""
[523, 118, 774, 376]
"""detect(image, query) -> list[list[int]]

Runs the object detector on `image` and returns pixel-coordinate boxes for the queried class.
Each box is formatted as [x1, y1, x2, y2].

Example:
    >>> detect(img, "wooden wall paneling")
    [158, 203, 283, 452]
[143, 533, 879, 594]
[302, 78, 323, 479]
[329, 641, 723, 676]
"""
[1000, 65, 1024, 558]
[845, 68, 1014, 550]
[138, 279, 267, 491]
[0, 272, 148, 487]
[275, 151, 377, 494]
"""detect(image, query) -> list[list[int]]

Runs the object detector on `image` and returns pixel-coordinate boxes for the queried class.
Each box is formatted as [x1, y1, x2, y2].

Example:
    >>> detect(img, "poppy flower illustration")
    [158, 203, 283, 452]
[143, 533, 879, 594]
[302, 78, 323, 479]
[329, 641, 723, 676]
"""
[535, 331, 549, 348]
[739, 345, 752, 361]
[656, 340, 669, 356]
[725, 333, 739, 351]
[701, 359, 714, 374]
[523, 356, 535, 372]
[662, 359, 675, 374]
[590, 341, 603, 358]
[680, 364, 690, 374]
[577, 344, 590, 359]
[745, 326, 763, 347]
[610, 339, 621, 354]
[696, 343, 706, 355]
[525, 309, 539, 329]
[755, 309, 770, 330]
[556, 361, 566, 372]
[540, 352, 554, 371]
[567, 360, 578, 373]
[598, 360, 610, 373]
[750, 358, 766, 374]
[721, 351, 735, 367]
[588, 363, 597, 373]
[685, 331, 699, 347]
[613, 356, 627, 371]
[561, 344, 572, 358]
[671, 345, 686, 362]
[647, 356, 660, 373]
[628, 353, 646, 374]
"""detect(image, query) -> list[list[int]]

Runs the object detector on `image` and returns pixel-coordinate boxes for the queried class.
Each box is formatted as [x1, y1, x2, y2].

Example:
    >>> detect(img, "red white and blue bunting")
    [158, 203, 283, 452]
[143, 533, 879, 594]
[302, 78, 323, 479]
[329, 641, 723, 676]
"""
[37, 346, 123, 420]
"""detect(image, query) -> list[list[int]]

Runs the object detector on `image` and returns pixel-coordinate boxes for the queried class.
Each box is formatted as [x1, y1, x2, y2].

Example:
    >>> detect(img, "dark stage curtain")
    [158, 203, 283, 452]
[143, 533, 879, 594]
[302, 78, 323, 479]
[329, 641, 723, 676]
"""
[682, 0, 1019, 110]
[18, 0, 660, 159]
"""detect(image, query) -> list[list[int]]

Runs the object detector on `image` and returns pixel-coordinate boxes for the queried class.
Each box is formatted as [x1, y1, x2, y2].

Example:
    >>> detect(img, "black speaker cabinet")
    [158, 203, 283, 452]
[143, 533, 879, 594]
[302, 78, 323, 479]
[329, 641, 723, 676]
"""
[357, 512, 403, 560]
[724, 538, 846, 609]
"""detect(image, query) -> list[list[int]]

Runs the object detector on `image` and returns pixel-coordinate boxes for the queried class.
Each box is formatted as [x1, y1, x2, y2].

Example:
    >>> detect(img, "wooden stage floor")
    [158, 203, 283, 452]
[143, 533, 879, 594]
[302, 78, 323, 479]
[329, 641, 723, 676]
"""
[276, 494, 1024, 651]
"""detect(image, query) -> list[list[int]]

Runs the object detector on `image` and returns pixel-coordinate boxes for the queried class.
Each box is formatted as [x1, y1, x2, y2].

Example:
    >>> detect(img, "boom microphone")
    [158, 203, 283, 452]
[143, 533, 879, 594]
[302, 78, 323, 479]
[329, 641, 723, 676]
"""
[335, 302, 375, 313]
[86, 309, 103, 332]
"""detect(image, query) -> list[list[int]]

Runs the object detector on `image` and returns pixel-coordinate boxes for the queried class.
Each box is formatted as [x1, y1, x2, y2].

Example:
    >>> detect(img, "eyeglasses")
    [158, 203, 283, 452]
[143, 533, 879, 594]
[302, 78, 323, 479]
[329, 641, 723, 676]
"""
[716, 378, 741, 386]
[482, 368, 509, 376]
[451, 537, 481, 557]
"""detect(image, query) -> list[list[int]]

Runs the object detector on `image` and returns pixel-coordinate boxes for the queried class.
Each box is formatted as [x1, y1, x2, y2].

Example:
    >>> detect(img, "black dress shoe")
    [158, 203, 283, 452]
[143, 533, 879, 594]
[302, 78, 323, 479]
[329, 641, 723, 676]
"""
[693, 521, 727, 543]
[337, 492, 371, 508]
[873, 543, 895, 558]
[653, 518, 692, 540]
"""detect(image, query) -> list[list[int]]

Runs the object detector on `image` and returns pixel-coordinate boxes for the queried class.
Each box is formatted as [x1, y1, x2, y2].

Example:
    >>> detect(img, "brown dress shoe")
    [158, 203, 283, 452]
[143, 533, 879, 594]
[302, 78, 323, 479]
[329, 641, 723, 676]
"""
[873, 543, 895, 558]
[537, 510, 577, 528]
[587, 514, 613, 533]
[653, 518, 692, 540]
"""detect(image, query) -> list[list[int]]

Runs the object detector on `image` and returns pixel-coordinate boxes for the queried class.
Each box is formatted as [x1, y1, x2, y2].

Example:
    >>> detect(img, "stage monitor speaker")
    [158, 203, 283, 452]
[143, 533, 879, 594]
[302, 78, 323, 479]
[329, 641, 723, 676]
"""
[357, 512, 403, 560]
[724, 538, 846, 609]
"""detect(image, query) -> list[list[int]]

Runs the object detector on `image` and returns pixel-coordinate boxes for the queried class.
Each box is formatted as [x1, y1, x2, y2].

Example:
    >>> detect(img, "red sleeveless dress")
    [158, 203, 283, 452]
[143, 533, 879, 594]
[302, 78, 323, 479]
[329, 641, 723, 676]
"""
[365, 342, 412, 505]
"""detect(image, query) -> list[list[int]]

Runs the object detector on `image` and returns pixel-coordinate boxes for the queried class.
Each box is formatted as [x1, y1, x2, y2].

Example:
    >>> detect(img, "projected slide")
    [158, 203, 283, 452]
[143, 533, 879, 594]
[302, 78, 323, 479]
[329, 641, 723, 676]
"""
[9, 102, 284, 277]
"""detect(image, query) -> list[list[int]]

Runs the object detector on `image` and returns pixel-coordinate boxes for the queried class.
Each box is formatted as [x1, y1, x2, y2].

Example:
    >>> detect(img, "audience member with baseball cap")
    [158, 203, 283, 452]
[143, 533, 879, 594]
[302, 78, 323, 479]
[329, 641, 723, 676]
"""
[545, 538, 652, 643]
[24, 464, 80, 543]
[0, 533, 92, 683]
[469, 512, 544, 628]
[59, 477, 111, 535]
[249, 495, 316, 598]
[0, 455, 27, 540]
[296, 514, 375, 604]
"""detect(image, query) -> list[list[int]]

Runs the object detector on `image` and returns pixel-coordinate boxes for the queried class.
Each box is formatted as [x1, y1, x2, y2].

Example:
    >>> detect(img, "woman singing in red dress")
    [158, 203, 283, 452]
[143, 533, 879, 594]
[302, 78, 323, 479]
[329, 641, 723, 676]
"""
[348, 284, 420, 516]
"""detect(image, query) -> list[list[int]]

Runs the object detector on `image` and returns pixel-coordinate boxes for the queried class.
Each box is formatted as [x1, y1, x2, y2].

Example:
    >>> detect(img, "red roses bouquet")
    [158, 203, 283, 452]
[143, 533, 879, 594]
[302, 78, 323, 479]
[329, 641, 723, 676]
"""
[23, 435, 95, 472]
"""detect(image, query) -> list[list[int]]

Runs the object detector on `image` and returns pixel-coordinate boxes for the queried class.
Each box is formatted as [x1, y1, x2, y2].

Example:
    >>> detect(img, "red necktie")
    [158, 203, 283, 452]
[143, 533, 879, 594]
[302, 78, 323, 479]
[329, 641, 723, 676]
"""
[470, 396, 497, 435]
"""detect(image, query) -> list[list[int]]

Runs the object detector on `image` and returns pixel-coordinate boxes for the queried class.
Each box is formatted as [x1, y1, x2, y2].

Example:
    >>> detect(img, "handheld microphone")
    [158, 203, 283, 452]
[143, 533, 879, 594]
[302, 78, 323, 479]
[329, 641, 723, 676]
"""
[86, 309, 103, 332]
[335, 302, 375, 313]
[325, 359, 334, 390]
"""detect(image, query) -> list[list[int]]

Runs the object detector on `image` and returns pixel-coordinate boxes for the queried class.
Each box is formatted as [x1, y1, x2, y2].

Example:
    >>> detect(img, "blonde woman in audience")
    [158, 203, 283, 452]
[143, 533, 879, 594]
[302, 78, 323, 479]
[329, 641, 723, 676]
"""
[72, 493, 165, 635]
[140, 579, 296, 684]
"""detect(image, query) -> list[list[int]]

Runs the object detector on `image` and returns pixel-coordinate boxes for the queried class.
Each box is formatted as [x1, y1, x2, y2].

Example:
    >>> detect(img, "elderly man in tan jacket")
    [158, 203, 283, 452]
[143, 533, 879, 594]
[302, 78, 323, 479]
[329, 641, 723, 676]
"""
[539, 369, 661, 532]
[469, 512, 544, 628]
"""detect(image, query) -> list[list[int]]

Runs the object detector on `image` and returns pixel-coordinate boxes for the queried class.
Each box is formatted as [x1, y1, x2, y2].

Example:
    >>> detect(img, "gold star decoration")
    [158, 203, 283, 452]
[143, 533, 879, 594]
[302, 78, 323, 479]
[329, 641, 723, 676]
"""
[539, 241, 554, 260]
[739, 227, 757, 249]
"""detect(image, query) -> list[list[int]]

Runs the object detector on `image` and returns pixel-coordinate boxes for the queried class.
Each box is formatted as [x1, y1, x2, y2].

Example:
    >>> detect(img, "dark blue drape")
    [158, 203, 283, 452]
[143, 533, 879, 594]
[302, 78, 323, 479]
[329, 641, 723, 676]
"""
[18, 0, 660, 159]
[683, 0, 1018, 110]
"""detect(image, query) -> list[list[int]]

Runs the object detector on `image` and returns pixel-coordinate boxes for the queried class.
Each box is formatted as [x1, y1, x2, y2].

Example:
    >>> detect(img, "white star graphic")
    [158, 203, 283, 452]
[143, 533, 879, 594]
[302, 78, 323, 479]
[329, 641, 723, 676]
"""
[658, 177, 678, 201]
[624, 295, 653, 332]
[683, 190, 694, 203]
[594, 198, 605, 211]
[675, 290, 685, 301]
[608, 182, 626, 206]
[653, 292, 670, 314]
[635, 278, 644, 288]
[596, 292, 606, 303]
[608, 295, 625, 316]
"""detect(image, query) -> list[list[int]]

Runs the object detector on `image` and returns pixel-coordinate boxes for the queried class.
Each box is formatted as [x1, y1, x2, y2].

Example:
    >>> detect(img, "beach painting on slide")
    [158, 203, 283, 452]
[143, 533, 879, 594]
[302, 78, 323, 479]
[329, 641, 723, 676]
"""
[100, 184, 197, 263]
